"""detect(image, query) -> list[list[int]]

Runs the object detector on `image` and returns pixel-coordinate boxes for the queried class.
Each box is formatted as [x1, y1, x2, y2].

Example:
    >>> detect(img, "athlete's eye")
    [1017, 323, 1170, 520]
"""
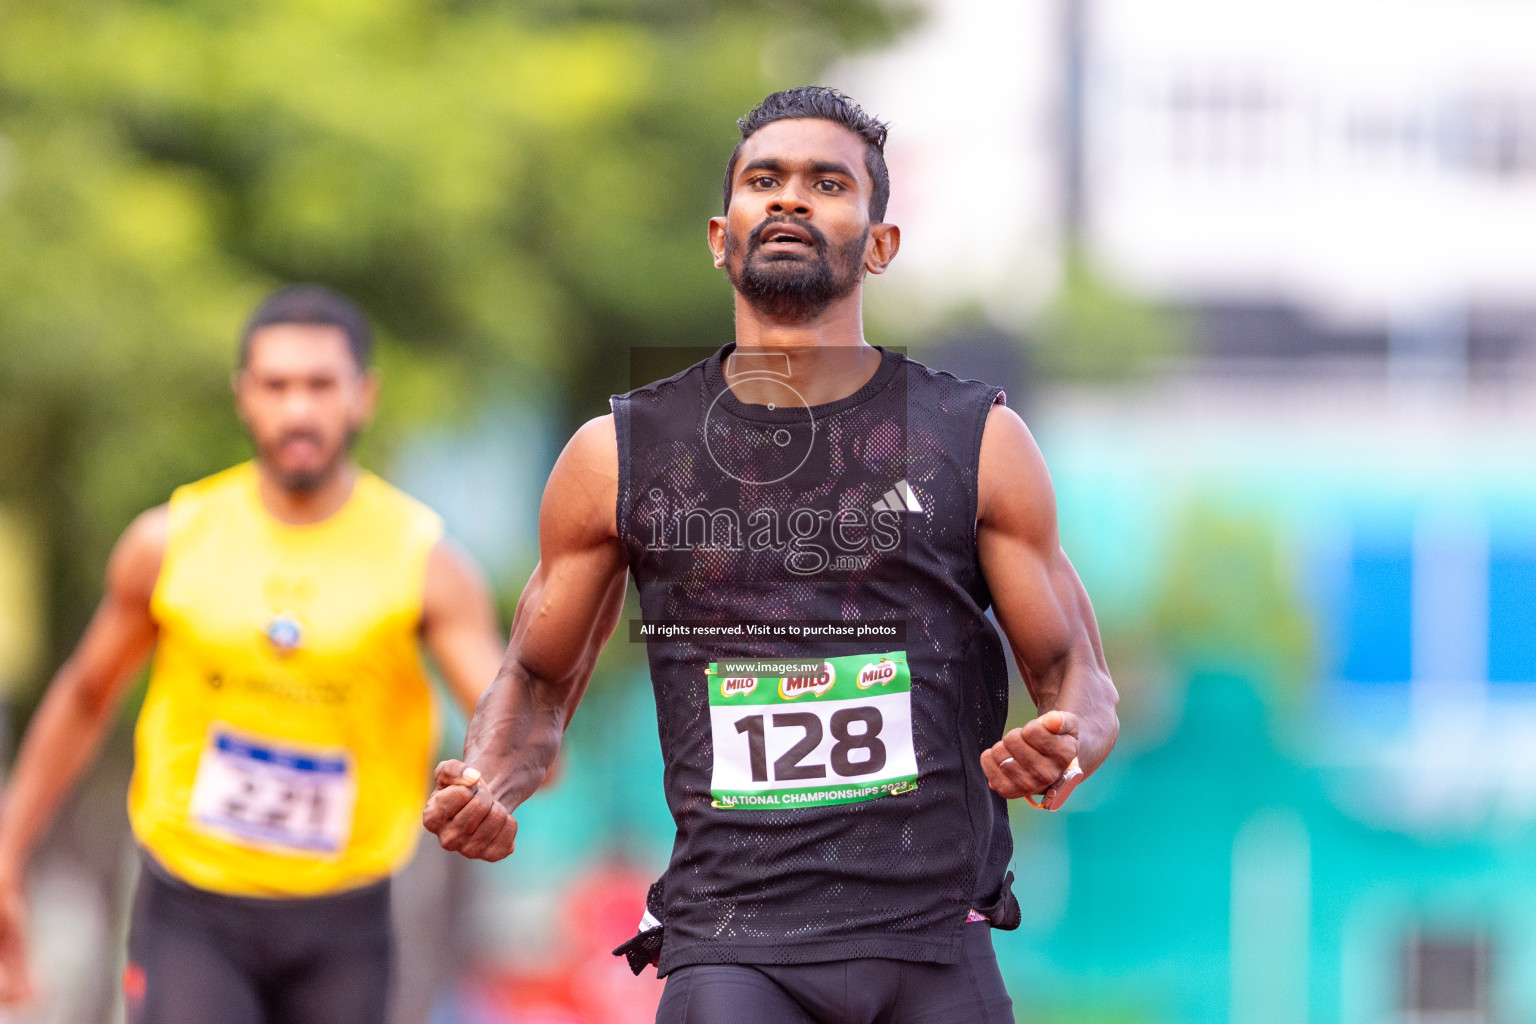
[750, 176, 777, 189]
[814, 179, 844, 193]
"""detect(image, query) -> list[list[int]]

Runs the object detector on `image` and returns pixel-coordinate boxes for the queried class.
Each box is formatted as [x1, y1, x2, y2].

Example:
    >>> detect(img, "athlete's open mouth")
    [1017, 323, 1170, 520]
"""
[759, 222, 815, 249]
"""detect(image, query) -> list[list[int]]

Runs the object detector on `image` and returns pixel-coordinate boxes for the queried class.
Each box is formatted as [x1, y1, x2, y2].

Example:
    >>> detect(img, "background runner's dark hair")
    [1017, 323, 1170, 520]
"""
[723, 86, 891, 223]
[239, 283, 373, 369]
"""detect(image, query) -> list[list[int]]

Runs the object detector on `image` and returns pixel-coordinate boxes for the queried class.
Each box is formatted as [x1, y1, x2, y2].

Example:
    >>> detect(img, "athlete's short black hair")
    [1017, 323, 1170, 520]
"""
[723, 86, 891, 223]
[239, 283, 372, 369]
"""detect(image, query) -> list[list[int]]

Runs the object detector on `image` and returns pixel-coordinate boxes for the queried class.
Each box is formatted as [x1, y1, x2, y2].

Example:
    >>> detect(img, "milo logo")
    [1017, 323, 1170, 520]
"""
[721, 676, 757, 698]
[779, 663, 836, 700]
[856, 659, 898, 689]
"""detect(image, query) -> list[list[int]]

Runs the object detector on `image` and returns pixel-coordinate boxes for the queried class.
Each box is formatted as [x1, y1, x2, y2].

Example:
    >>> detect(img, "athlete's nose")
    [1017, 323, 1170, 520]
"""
[767, 183, 812, 217]
[280, 387, 318, 420]
[768, 199, 811, 216]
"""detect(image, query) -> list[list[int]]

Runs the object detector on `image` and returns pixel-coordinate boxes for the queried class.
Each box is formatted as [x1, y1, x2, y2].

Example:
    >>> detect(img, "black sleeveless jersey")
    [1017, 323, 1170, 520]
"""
[610, 343, 1017, 975]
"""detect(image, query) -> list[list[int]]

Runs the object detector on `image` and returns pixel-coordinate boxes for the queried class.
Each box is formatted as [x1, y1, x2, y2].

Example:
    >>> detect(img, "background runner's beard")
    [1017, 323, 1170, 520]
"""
[257, 427, 358, 494]
[730, 218, 869, 323]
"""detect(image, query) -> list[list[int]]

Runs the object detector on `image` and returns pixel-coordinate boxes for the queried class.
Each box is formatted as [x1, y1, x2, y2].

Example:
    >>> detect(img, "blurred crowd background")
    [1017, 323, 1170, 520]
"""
[4, 0, 1536, 1021]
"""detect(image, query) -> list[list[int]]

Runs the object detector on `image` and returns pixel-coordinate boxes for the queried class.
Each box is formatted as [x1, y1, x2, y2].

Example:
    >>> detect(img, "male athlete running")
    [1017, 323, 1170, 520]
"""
[0, 285, 503, 1024]
[424, 87, 1120, 1023]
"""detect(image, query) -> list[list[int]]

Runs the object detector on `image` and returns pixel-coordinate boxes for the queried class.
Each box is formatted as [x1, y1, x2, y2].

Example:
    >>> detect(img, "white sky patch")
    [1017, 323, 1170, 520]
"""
[829, 0, 1063, 328]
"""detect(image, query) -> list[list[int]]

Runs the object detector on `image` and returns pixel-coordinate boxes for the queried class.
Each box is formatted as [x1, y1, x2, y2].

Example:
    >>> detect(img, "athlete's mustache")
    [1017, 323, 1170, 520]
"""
[745, 215, 827, 256]
[274, 428, 326, 450]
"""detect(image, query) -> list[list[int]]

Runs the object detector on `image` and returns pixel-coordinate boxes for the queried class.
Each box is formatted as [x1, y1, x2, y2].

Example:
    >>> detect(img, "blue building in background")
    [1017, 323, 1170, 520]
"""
[993, 376, 1536, 1023]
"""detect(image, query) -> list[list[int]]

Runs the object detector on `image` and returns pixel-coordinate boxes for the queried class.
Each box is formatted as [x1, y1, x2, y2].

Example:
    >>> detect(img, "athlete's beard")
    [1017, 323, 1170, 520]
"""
[728, 216, 868, 323]
[257, 426, 358, 495]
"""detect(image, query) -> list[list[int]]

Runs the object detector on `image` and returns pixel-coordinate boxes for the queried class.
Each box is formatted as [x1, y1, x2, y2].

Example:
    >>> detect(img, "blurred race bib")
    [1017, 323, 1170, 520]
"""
[188, 725, 357, 856]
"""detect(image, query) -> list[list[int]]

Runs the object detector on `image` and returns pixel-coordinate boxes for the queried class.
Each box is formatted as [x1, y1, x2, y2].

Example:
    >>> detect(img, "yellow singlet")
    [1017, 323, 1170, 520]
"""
[129, 461, 444, 897]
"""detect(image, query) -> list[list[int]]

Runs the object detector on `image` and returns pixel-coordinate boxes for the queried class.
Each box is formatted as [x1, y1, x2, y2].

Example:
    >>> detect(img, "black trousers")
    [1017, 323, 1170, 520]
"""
[125, 855, 393, 1024]
[655, 922, 1014, 1024]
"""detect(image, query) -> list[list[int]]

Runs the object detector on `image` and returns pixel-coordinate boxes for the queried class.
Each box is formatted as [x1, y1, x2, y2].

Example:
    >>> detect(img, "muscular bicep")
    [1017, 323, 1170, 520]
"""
[508, 415, 628, 693]
[421, 539, 504, 717]
[975, 406, 1106, 705]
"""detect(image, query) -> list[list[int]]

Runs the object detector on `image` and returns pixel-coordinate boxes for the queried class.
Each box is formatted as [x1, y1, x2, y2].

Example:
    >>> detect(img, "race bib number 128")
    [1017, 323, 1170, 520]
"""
[708, 650, 918, 810]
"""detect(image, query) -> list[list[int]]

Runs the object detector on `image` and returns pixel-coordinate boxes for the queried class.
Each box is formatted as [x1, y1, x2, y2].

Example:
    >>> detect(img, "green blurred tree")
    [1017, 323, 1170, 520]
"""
[1031, 248, 1190, 382]
[0, 0, 910, 679]
[1150, 503, 1314, 705]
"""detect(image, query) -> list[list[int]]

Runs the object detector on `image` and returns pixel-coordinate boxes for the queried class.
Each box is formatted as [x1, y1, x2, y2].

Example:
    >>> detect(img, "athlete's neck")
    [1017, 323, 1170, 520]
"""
[729, 287, 882, 407]
[255, 461, 358, 525]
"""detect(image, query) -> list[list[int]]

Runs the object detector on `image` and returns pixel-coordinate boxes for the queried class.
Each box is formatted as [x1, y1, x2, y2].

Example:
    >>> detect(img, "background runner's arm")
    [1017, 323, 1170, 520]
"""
[0, 507, 164, 1003]
[974, 403, 1120, 803]
[420, 537, 504, 718]
[423, 414, 626, 862]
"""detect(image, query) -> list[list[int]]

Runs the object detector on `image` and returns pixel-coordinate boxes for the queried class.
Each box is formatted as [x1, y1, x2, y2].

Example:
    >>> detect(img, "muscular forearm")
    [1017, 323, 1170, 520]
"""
[461, 663, 571, 813]
[1047, 659, 1119, 776]
[464, 566, 622, 795]
[0, 672, 120, 881]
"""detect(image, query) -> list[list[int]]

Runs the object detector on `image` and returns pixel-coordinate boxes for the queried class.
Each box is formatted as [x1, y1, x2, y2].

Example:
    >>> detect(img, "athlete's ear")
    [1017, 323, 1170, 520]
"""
[230, 369, 252, 427]
[356, 368, 381, 423]
[707, 217, 728, 269]
[865, 222, 900, 276]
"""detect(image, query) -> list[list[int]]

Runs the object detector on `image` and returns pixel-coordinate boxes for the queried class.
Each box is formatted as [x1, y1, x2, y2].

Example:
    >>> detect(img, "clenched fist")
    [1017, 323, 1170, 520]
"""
[979, 710, 1083, 810]
[422, 760, 518, 862]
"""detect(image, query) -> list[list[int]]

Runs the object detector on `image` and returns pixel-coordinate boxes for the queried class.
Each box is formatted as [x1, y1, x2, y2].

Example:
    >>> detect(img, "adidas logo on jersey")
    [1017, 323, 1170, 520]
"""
[872, 479, 923, 514]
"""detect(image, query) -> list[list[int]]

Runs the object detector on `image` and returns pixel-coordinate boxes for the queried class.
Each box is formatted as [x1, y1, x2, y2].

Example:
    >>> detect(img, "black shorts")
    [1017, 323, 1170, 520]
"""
[125, 854, 393, 1024]
[655, 922, 1014, 1024]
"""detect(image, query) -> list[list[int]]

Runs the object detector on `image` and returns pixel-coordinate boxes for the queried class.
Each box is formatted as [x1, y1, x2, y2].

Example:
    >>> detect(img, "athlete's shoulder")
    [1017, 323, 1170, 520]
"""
[610, 347, 719, 406]
[893, 349, 1009, 406]
[162, 461, 256, 536]
[168, 460, 255, 507]
[558, 414, 619, 481]
[355, 471, 446, 543]
[977, 402, 1056, 541]
[110, 504, 170, 602]
[545, 415, 619, 541]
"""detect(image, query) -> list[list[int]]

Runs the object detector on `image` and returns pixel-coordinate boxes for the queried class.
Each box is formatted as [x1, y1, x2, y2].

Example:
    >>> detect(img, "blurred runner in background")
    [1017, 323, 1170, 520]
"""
[425, 87, 1120, 1024]
[0, 284, 503, 1024]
